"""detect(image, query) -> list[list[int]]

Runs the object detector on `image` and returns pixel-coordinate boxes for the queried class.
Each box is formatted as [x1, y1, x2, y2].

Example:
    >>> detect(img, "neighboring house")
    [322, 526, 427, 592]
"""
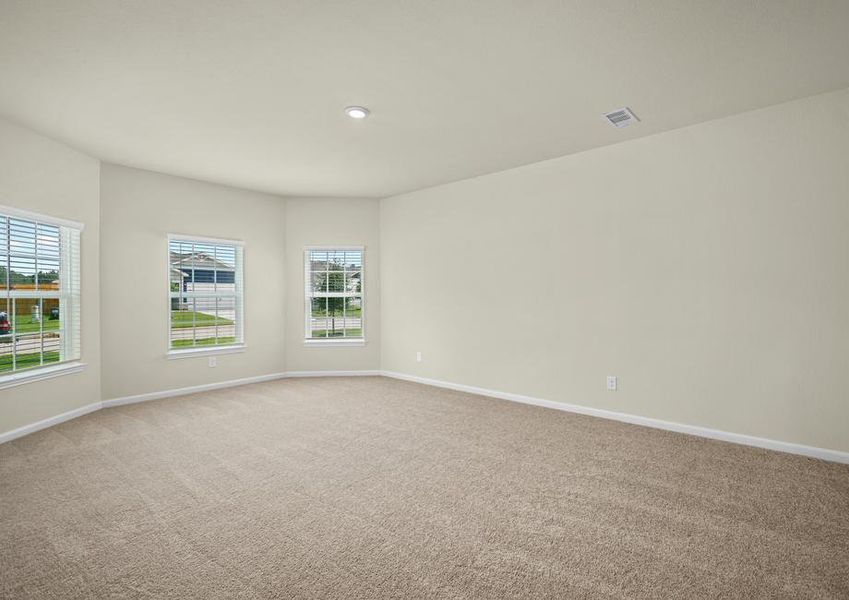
[170, 251, 236, 310]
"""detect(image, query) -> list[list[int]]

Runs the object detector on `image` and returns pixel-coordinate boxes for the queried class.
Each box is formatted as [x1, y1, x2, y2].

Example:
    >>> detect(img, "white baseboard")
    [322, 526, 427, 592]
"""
[1, 370, 383, 443]
[103, 371, 379, 408]
[380, 371, 849, 465]
[285, 370, 381, 378]
[5, 369, 847, 465]
[102, 372, 288, 407]
[0, 401, 103, 444]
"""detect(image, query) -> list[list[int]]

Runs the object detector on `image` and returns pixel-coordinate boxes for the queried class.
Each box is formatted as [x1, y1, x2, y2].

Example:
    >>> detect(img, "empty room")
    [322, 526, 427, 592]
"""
[1, 1, 848, 598]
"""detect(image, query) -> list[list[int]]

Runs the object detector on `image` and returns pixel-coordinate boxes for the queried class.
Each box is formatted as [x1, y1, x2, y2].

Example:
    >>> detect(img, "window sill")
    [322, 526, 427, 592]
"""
[167, 344, 246, 360]
[0, 361, 87, 391]
[303, 339, 366, 347]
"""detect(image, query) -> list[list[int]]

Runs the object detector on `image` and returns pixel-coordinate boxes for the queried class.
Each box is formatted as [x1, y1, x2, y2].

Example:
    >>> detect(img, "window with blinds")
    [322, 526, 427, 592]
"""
[305, 248, 364, 340]
[0, 208, 82, 376]
[168, 236, 244, 351]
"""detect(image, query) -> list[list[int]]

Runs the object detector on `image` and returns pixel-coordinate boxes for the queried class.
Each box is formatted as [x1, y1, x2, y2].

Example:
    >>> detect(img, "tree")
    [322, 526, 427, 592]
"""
[313, 270, 347, 336]
[0, 268, 58, 286]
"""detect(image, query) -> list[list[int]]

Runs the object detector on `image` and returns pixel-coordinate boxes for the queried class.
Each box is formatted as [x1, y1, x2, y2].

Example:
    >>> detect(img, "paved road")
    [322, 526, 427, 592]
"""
[171, 324, 236, 344]
[0, 332, 60, 357]
[309, 317, 362, 331]
[168, 317, 362, 344]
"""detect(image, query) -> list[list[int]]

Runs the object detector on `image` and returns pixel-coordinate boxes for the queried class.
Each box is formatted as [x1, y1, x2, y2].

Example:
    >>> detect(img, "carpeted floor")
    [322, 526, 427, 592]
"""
[1, 376, 848, 599]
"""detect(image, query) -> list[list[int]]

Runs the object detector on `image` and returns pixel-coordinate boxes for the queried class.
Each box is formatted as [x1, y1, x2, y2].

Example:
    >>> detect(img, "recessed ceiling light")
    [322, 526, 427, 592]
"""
[345, 106, 370, 119]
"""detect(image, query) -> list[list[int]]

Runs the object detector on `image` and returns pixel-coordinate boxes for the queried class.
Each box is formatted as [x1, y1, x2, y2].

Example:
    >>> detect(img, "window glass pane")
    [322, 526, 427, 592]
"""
[36, 223, 60, 291]
[191, 296, 217, 347]
[310, 297, 328, 338]
[214, 245, 236, 269]
[213, 245, 236, 294]
[310, 251, 328, 273]
[9, 218, 36, 255]
[344, 297, 363, 337]
[36, 223, 60, 254]
[37, 260, 60, 291]
[189, 243, 216, 290]
[311, 271, 328, 294]
[42, 298, 61, 365]
[170, 240, 195, 286]
[327, 250, 344, 270]
[215, 296, 236, 345]
[9, 255, 35, 289]
[345, 271, 362, 294]
[0, 297, 11, 372]
[311, 297, 327, 317]
[325, 297, 345, 337]
[192, 297, 219, 326]
[344, 251, 362, 270]
[170, 305, 195, 347]
[327, 271, 345, 293]
[13, 298, 42, 370]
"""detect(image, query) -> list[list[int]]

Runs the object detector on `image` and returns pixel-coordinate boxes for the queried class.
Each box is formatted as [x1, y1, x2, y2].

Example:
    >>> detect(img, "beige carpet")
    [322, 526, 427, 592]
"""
[1, 376, 848, 599]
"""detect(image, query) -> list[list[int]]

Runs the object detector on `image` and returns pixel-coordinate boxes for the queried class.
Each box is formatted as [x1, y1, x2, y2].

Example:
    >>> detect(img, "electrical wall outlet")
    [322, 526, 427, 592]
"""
[606, 375, 617, 391]
[416, 351, 422, 363]
[209, 356, 217, 368]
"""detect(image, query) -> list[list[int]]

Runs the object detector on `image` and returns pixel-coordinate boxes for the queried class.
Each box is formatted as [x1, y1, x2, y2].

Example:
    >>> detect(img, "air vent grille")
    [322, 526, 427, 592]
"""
[604, 107, 639, 128]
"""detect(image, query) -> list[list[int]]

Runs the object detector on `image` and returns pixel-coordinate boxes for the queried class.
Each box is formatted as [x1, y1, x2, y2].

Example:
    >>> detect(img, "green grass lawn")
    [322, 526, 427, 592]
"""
[171, 336, 237, 348]
[311, 308, 362, 318]
[9, 315, 60, 334]
[0, 350, 60, 372]
[310, 328, 362, 338]
[171, 311, 234, 329]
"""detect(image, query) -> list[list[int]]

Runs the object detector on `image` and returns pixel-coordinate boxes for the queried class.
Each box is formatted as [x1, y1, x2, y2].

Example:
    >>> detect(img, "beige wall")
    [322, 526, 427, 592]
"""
[100, 164, 286, 399]
[284, 197, 380, 372]
[0, 118, 101, 432]
[381, 88, 849, 453]
[4, 88, 848, 456]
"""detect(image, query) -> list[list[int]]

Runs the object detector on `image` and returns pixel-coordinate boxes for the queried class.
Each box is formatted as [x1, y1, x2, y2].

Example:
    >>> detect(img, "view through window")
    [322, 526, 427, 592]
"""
[0, 210, 81, 375]
[169, 237, 243, 350]
[305, 248, 363, 340]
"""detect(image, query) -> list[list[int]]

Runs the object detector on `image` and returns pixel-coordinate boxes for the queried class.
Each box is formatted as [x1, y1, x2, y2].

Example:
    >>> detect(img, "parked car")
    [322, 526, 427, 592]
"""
[0, 311, 11, 342]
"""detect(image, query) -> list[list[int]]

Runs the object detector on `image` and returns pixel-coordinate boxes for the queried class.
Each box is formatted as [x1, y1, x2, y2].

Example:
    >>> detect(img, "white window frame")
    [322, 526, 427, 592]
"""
[166, 234, 246, 359]
[304, 245, 366, 347]
[0, 204, 85, 390]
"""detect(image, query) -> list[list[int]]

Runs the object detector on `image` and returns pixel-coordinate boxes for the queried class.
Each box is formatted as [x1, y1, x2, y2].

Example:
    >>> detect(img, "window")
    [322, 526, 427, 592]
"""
[0, 206, 82, 380]
[305, 248, 364, 344]
[168, 236, 244, 355]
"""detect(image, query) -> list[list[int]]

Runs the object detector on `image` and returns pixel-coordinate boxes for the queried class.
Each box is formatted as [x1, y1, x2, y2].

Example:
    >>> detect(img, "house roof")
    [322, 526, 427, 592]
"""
[170, 251, 234, 272]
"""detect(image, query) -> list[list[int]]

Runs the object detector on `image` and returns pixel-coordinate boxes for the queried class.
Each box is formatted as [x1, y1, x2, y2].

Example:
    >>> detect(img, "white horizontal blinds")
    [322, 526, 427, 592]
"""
[169, 237, 243, 349]
[60, 226, 81, 362]
[305, 248, 363, 339]
[0, 210, 81, 375]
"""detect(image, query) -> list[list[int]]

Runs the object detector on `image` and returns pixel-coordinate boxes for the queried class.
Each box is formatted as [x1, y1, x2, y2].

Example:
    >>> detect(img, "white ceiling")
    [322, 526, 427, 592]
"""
[2, 1, 849, 198]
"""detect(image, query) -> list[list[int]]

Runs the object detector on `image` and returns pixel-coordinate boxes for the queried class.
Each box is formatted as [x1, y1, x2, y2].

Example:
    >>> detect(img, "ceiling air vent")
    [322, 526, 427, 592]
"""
[604, 107, 639, 128]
